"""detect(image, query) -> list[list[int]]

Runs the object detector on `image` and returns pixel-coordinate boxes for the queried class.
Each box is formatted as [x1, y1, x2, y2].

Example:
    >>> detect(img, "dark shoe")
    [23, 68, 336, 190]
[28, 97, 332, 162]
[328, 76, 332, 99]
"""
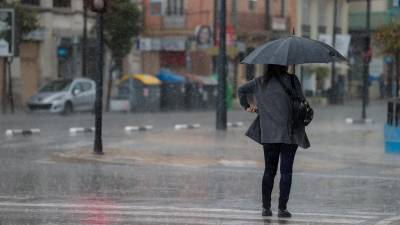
[262, 208, 272, 217]
[278, 209, 292, 218]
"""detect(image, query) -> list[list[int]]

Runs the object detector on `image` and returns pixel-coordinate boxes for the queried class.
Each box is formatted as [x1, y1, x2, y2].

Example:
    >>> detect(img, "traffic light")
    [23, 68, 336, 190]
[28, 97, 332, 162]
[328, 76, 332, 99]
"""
[89, 0, 108, 13]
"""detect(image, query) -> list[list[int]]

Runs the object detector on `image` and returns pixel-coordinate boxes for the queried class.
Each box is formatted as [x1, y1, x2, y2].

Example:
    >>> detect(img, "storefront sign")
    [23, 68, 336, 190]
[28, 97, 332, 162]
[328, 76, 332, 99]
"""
[139, 37, 186, 51]
[161, 37, 186, 51]
[139, 37, 161, 51]
[272, 17, 287, 31]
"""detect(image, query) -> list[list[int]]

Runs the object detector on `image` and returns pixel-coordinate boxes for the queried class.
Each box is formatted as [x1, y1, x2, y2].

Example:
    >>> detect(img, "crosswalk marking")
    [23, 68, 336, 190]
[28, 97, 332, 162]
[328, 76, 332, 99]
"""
[0, 201, 384, 224]
[375, 215, 400, 225]
[0, 201, 378, 218]
[0, 206, 366, 224]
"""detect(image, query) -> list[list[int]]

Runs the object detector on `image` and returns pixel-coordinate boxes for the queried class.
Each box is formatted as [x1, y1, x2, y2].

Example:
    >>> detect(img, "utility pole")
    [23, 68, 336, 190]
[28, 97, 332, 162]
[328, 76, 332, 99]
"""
[216, 0, 227, 130]
[212, 0, 218, 74]
[82, 0, 88, 78]
[330, 0, 338, 104]
[2, 58, 6, 114]
[362, 0, 371, 120]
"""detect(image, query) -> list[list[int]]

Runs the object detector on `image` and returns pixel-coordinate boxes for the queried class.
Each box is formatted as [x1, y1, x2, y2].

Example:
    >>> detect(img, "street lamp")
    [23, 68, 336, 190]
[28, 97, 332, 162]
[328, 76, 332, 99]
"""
[347, 0, 371, 122]
[216, 0, 227, 130]
[90, 0, 107, 154]
[91, 0, 108, 13]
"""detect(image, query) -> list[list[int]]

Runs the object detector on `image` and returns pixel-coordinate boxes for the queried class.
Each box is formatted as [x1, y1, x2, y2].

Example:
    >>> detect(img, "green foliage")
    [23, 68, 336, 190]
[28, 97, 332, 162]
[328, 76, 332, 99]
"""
[374, 23, 400, 55]
[1, 1, 39, 41]
[104, 0, 142, 60]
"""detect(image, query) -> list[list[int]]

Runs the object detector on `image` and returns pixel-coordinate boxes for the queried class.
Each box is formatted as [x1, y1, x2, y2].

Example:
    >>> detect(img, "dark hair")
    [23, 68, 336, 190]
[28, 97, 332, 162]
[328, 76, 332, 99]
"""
[263, 64, 288, 85]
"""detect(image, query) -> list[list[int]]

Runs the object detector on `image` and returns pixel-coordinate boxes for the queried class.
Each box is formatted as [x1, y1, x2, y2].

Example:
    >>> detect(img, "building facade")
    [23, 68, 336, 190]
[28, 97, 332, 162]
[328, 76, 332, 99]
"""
[295, 0, 349, 100]
[0, 0, 96, 108]
[348, 0, 400, 99]
[140, 0, 297, 90]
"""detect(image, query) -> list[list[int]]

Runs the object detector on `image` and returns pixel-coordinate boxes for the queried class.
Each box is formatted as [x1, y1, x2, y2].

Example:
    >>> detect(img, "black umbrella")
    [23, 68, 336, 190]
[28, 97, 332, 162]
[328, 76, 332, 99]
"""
[241, 36, 346, 65]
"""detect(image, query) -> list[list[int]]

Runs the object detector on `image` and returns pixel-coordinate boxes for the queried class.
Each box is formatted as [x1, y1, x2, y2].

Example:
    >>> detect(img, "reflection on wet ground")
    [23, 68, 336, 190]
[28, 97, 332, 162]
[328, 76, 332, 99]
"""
[0, 102, 399, 224]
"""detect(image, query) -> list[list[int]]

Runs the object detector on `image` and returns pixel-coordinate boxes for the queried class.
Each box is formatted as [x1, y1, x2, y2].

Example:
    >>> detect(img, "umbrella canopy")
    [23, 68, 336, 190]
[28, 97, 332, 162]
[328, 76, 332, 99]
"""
[241, 36, 346, 65]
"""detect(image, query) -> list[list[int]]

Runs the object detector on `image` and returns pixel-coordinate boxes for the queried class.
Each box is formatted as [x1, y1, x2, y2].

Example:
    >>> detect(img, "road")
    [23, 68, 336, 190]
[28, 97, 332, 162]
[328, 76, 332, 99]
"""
[0, 100, 399, 225]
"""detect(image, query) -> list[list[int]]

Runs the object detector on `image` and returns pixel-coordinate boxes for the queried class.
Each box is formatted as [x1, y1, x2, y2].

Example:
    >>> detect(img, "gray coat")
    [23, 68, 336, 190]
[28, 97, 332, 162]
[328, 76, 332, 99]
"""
[238, 74, 310, 149]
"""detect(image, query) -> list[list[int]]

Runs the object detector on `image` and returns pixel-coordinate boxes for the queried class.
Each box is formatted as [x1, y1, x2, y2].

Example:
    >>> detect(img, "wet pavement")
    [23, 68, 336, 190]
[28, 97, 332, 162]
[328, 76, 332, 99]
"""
[0, 100, 399, 225]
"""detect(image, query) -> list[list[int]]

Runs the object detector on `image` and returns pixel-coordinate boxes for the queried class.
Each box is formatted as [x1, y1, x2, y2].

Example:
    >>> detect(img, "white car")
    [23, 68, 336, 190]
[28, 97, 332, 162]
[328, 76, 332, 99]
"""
[27, 78, 96, 114]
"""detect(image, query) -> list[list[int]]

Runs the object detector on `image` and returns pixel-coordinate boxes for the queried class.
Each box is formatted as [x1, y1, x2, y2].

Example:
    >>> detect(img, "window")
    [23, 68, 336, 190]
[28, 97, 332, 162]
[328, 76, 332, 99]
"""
[318, 0, 326, 26]
[39, 80, 72, 93]
[53, 0, 71, 8]
[21, 0, 40, 6]
[150, 0, 163, 16]
[166, 0, 184, 16]
[302, 0, 310, 25]
[81, 82, 93, 92]
[248, 0, 256, 11]
[336, 0, 343, 26]
[72, 83, 84, 94]
[280, 0, 285, 16]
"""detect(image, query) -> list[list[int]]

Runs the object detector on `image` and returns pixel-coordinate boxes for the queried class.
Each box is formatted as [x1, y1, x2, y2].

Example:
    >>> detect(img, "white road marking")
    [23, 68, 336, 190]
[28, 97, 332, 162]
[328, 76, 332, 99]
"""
[350, 211, 396, 216]
[174, 124, 201, 130]
[0, 206, 367, 224]
[125, 125, 153, 132]
[5, 129, 40, 136]
[69, 127, 95, 133]
[296, 172, 400, 181]
[219, 160, 259, 168]
[0, 201, 378, 223]
[375, 216, 400, 225]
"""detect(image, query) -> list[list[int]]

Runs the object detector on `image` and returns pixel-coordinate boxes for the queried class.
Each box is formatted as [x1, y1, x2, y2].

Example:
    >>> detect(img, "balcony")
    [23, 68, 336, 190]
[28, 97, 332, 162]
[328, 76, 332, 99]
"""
[162, 15, 186, 29]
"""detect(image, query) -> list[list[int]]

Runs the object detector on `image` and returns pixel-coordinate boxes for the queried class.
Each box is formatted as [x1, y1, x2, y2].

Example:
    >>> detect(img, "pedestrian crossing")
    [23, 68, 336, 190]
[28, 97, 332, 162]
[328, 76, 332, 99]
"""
[0, 201, 396, 224]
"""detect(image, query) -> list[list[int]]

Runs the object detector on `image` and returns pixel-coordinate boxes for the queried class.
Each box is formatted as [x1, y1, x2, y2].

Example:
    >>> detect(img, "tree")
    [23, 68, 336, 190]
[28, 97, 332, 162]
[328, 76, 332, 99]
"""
[0, 1, 39, 113]
[103, 0, 142, 111]
[0, 1, 40, 42]
[374, 23, 400, 97]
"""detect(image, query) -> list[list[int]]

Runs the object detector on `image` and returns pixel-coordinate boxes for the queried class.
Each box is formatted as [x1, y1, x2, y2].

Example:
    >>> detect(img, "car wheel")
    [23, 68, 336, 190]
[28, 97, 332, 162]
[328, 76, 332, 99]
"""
[62, 102, 73, 115]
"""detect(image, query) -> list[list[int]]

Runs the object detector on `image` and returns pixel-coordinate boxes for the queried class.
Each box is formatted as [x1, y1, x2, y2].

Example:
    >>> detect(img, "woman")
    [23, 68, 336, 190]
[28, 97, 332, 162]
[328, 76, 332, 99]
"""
[238, 64, 310, 218]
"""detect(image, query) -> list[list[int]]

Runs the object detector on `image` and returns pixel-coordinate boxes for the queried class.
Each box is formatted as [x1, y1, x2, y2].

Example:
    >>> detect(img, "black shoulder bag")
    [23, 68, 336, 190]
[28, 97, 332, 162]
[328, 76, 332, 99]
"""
[275, 75, 313, 128]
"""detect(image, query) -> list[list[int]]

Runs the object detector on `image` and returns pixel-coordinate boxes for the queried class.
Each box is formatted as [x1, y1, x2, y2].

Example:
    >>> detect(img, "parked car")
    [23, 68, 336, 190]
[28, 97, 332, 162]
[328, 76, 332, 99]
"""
[27, 78, 96, 115]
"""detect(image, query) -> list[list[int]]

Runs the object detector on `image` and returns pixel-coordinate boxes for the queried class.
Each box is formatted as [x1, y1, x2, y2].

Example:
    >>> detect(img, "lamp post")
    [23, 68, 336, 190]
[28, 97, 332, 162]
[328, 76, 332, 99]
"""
[90, 0, 107, 154]
[361, 0, 371, 120]
[216, 0, 227, 130]
[82, 0, 88, 78]
[330, 0, 338, 104]
[347, 0, 371, 122]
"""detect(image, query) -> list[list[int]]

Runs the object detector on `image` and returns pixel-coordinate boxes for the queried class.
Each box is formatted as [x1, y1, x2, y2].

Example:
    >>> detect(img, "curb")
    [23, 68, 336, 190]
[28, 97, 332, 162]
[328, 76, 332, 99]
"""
[174, 124, 201, 130]
[5, 129, 40, 136]
[69, 127, 95, 133]
[345, 118, 374, 124]
[125, 125, 153, 132]
[227, 122, 244, 127]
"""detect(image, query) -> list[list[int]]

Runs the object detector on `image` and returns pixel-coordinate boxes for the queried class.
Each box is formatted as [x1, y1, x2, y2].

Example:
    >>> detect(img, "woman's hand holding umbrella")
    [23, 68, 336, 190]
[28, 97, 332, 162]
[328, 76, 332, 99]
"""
[246, 104, 257, 113]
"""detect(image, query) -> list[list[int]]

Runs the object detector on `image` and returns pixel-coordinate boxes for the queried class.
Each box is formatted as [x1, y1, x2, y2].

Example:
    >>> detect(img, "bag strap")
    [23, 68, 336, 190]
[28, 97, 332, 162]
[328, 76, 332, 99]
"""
[275, 74, 295, 97]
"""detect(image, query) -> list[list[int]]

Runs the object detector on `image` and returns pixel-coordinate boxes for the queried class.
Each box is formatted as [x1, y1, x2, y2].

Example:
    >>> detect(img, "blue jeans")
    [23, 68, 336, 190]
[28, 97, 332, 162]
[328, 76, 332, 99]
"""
[262, 143, 297, 210]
